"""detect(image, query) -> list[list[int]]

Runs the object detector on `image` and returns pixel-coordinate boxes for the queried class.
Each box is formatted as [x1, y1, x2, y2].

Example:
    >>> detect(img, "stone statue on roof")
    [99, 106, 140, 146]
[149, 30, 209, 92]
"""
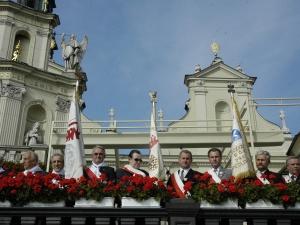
[60, 33, 88, 71]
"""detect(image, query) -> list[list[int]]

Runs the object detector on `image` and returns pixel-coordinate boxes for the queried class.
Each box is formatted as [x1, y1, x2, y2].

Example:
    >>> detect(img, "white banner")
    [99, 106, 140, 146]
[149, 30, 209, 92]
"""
[231, 98, 255, 179]
[64, 94, 85, 179]
[148, 111, 165, 181]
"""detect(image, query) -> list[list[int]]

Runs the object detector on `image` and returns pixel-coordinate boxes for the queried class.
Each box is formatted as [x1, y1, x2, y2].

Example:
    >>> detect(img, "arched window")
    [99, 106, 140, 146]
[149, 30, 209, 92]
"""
[215, 101, 231, 132]
[13, 31, 30, 63]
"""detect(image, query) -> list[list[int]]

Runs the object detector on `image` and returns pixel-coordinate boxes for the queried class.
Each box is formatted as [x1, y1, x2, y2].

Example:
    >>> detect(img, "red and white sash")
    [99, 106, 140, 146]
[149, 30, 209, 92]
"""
[170, 172, 187, 199]
[122, 165, 146, 177]
[207, 168, 221, 184]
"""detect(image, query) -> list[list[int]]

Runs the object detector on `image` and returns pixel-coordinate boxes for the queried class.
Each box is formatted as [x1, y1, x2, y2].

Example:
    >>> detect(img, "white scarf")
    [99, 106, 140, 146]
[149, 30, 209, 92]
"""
[90, 162, 106, 177]
[123, 165, 146, 177]
[24, 164, 43, 175]
[52, 169, 65, 176]
[208, 168, 221, 183]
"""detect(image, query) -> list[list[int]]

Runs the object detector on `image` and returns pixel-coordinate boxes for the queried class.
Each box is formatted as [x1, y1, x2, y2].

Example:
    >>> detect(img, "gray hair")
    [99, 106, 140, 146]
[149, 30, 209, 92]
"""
[24, 150, 38, 162]
[255, 150, 271, 162]
[92, 145, 106, 156]
[286, 156, 300, 166]
[51, 153, 64, 163]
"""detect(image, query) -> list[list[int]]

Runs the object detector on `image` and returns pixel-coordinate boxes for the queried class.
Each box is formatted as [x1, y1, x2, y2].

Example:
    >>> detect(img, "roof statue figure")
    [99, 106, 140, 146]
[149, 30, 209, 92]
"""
[61, 33, 88, 71]
[210, 39, 220, 57]
[12, 40, 21, 62]
[17, 0, 56, 13]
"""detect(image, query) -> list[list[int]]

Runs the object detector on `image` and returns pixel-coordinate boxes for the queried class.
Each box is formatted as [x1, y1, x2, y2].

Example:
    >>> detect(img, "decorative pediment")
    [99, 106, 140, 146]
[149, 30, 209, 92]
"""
[184, 62, 256, 86]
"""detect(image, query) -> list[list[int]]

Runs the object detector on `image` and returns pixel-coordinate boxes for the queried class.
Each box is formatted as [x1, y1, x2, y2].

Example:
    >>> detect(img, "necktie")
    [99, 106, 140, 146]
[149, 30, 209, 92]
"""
[214, 168, 218, 175]
[180, 170, 184, 181]
[291, 175, 295, 181]
[94, 165, 101, 177]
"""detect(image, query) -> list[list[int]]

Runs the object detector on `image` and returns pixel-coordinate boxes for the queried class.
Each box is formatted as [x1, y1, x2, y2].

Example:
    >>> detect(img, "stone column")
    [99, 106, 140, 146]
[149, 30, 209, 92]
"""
[0, 83, 26, 145]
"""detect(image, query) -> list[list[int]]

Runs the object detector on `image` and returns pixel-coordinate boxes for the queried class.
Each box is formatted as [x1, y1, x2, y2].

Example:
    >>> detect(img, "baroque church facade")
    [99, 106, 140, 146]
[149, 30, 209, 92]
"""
[0, 0, 297, 175]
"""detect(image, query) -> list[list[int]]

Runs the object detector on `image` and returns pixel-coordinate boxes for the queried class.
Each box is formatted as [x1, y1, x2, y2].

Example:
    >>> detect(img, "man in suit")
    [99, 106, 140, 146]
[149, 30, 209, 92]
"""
[116, 149, 148, 184]
[84, 145, 115, 182]
[22, 150, 47, 176]
[283, 156, 300, 183]
[206, 148, 232, 183]
[167, 150, 202, 198]
[51, 153, 65, 178]
[255, 150, 283, 184]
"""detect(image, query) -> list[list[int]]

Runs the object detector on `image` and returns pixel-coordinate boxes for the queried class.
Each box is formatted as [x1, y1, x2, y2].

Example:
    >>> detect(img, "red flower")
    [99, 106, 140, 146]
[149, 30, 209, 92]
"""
[238, 188, 244, 194]
[126, 186, 135, 192]
[261, 174, 267, 179]
[200, 183, 206, 189]
[200, 172, 212, 181]
[269, 174, 276, 179]
[253, 179, 263, 187]
[10, 189, 17, 194]
[217, 185, 225, 193]
[282, 195, 290, 202]
[79, 190, 85, 196]
[184, 181, 193, 192]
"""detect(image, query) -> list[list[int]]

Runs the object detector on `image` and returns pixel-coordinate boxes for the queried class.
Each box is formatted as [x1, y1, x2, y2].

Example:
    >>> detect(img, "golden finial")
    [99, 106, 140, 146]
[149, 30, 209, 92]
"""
[12, 40, 21, 62]
[210, 39, 220, 57]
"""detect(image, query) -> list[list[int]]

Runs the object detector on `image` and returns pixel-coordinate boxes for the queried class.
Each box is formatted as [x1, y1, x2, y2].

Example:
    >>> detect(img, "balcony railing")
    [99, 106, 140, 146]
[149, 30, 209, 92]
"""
[1, 199, 300, 225]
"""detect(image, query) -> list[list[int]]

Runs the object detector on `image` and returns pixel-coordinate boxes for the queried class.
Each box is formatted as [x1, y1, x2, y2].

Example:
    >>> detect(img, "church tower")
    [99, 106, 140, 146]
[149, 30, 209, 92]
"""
[0, 0, 88, 162]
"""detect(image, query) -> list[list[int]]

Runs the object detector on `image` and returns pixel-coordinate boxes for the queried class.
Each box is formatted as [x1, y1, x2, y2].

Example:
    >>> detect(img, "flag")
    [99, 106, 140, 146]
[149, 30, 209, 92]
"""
[148, 108, 165, 180]
[64, 94, 86, 179]
[231, 97, 255, 179]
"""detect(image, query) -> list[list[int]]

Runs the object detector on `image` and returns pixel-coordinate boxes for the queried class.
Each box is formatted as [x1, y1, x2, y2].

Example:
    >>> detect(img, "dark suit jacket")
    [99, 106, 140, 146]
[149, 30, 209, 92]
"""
[218, 166, 232, 180]
[115, 168, 149, 184]
[34, 170, 48, 176]
[166, 168, 202, 188]
[255, 169, 283, 184]
[84, 166, 116, 182]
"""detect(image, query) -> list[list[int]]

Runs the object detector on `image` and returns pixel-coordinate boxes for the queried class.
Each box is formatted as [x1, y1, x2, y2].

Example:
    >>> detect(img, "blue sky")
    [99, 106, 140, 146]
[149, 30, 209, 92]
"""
[49, 0, 299, 137]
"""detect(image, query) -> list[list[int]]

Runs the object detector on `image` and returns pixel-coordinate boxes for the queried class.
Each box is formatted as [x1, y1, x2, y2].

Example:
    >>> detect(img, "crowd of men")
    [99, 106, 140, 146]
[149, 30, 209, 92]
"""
[1, 146, 299, 192]
[0, 147, 299, 225]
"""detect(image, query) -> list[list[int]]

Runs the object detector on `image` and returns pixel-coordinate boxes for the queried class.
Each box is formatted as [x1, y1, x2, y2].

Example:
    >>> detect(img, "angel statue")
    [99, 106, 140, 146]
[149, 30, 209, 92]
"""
[60, 33, 88, 70]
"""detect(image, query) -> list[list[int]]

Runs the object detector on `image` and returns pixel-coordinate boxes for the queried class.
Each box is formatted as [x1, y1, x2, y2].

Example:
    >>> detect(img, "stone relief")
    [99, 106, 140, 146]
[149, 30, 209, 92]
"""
[0, 81, 26, 100]
[56, 96, 71, 112]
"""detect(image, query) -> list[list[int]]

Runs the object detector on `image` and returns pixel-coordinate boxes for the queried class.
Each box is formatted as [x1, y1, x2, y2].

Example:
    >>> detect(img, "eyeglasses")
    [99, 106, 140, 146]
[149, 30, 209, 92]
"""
[94, 153, 104, 156]
[134, 158, 143, 162]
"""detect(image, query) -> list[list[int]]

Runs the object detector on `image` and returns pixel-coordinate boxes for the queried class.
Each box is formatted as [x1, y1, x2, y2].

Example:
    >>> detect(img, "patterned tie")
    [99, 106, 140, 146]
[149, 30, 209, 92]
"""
[180, 170, 184, 181]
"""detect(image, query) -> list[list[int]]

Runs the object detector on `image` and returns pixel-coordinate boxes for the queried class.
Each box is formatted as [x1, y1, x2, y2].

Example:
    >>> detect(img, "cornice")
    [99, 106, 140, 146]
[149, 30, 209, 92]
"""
[0, 62, 76, 88]
[0, 2, 60, 28]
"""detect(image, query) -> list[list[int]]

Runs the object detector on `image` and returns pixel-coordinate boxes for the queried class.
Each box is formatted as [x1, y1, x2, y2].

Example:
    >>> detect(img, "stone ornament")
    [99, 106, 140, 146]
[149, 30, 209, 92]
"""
[60, 33, 88, 70]
[56, 96, 71, 112]
[0, 82, 26, 100]
[24, 122, 43, 146]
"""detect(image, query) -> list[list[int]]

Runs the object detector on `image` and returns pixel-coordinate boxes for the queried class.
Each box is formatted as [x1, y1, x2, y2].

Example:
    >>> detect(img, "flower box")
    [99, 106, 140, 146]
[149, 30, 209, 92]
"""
[200, 199, 238, 209]
[121, 197, 160, 208]
[74, 197, 115, 208]
[289, 203, 300, 210]
[24, 201, 66, 207]
[246, 200, 284, 209]
[0, 201, 11, 207]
